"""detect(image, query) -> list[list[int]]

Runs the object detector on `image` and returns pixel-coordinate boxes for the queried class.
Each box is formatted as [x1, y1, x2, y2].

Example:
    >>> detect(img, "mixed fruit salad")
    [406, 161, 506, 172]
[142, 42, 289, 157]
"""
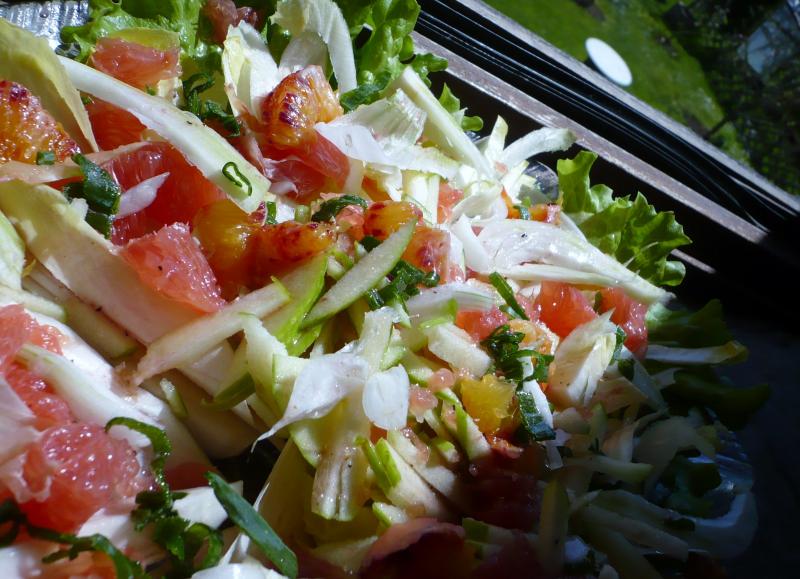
[0, 1, 769, 577]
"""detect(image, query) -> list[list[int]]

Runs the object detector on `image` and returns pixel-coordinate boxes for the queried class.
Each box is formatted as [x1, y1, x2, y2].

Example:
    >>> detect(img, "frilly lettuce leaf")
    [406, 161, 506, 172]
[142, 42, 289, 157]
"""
[666, 368, 769, 430]
[646, 299, 733, 348]
[60, 0, 209, 63]
[558, 151, 691, 287]
[438, 84, 483, 132]
[338, 0, 447, 109]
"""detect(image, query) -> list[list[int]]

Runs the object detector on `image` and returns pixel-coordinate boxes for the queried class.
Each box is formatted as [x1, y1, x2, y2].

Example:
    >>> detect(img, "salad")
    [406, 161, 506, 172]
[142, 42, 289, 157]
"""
[0, 1, 769, 577]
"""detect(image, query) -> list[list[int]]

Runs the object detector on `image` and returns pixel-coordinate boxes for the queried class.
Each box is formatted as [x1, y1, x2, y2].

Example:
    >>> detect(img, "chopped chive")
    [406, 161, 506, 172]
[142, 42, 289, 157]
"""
[36, 151, 56, 165]
[489, 272, 529, 320]
[222, 162, 252, 196]
[206, 473, 298, 578]
[265, 201, 278, 225]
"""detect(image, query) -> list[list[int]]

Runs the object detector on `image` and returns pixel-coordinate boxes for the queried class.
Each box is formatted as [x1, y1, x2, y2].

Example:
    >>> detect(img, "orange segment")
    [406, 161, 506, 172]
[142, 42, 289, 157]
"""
[461, 374, 517, 435]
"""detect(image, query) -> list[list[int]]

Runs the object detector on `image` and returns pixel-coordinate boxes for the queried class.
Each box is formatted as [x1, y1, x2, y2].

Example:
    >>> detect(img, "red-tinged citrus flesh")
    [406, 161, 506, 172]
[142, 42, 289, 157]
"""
[90, 37, 181, 90]
[120, 223, 226, 313]
[256, 66, 347, 197]
[0, 304, 63, 369]
[438, 182, 464, 223]
[250, 221, 335, 283]
[270, 157, 328, 202]
[362, 519, 473, 579]
[456, 306, 509, 342]
[534, 281, 597, 338]
[403, 224, 451, 277]
[85, 98, 146, 151]
[103, 142, 226, 244]
[1, 306, 150, 533]
[20, 423, 153, 532]
[204, 0, 262, 44]
[165, 462, 217, 491]
[465, 467, 540, 531]
[0, 80, 79, 163]
[529, 203, 561, 224]
[335, 204, 365, 240]
[598, 287, 649, 357]
[260, 66, 342, 149]
[363, 201, 422, 240]
[295, 133, 349, 190]
[472, 534, 545, 578]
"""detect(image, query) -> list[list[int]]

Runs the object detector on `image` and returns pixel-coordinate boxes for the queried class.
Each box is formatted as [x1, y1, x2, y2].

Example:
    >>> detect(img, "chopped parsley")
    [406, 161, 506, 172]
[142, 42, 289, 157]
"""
[264, 201, 278, 225]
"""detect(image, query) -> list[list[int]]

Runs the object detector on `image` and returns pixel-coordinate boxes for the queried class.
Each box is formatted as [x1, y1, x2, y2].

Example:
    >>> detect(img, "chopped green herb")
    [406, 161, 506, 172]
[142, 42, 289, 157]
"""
[36, 151, 56, 165]
[489, 272, 529, 320]
[294, 204, 310, 223]
[265, 201, 278, 225]
[62, 154, 122, 238]
[206, 472, 298, 579]
[106, 418, 222, 576]
[55, 42, 81, 59]
[531, 351, 554, 382]
[481, 324, 534, 385]
[517, 390, 556, 441]
[514, 204, 531, 220]
[0, 499, 146, 578]
[360, 235, 381, 251]
[612, 326, 627, 360]
[368, 260, 439, 309]
[311, 195, 369, 222]
[222, 162, 252, 197]
[182, 73, 241, 136]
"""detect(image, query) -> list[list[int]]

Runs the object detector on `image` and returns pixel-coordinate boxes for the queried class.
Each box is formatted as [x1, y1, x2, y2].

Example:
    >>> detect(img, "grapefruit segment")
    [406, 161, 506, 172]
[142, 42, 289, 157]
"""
[120, 223, 226, 313]
[103, 142, 226, 244]
[90, 37, 181, 91]
[5, 362, 74, 430]
[85, 98, 145, 151]
[20, 423, 152, 532]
